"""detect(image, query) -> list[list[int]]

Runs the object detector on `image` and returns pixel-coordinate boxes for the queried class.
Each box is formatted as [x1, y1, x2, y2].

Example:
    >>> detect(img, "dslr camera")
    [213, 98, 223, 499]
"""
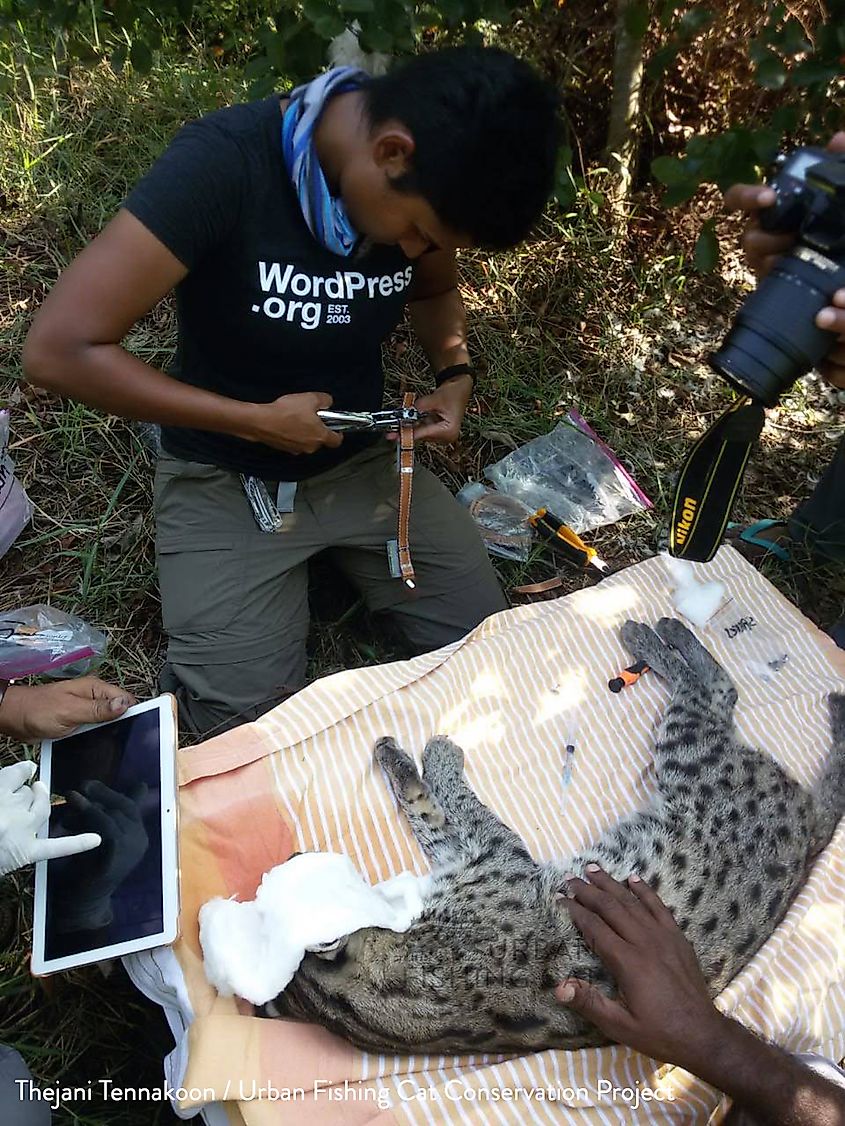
[710, 146, 845, 406]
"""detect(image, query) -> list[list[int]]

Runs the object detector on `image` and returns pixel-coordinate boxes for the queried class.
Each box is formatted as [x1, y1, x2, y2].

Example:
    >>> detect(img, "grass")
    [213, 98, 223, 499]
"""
[0, 38, 843, 1126]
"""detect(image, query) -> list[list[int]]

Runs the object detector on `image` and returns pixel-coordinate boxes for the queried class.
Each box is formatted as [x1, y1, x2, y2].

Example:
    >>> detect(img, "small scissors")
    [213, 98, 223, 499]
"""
[317, 407, 427, 432]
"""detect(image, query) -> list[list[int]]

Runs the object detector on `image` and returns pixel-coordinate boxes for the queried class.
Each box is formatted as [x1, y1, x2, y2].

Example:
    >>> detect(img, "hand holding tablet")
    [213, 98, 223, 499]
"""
[32, 694, 180, 974]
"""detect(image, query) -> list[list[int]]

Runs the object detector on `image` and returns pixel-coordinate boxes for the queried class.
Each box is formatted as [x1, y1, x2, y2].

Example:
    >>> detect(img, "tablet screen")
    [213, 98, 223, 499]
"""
[42, 708, 165, 962]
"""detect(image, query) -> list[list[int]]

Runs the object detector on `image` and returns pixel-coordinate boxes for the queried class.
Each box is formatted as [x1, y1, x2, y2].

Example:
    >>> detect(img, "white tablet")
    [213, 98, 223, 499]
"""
[32, 694, 180, 975]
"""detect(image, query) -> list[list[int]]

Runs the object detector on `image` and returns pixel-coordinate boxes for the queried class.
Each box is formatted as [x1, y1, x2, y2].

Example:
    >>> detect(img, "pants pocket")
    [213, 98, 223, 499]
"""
[156, 538, 244, 634]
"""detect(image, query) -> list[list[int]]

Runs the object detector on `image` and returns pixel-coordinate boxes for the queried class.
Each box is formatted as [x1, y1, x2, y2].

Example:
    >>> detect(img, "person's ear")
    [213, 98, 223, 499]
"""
[371, 127, 415, 178]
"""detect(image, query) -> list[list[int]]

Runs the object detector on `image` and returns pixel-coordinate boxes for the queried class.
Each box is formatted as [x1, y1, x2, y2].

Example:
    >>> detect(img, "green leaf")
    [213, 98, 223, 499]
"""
[243, 54, 272, 80]
[658, 1, 679, 29]
[651, 155, 689, 185]
[417, 4, 444, 28]
[777, 18, 811, 57]
[646, 41, 682, 78]
[747, 37, 770, 65]
[662, 180, 700, 206]
[283, 23, 328, 78]
[111, 0, 133, 29]
[754, 52, 787, 90]
[303, 0, 336, 23]
[248, 70, 278, 99]
[479, 0, 511, 23]
[357, 23, 395, 51]
[750, 128, 780, 165]
[693, 219, 719, 272]
[791, 59, 841, 87]
[109, 44, 127, 72]
[554, 180, 577, 209]
[274, 7, 302, 41]
[129, 38, 153, 74]
[66, 36, 98, 63]
[313, 12, 347, 37]
[769, 104, 800, 134]
[340, 0, 375, 11]
[552, 143, 576, 208]
[623, 0, 650, 40]
[685, 134, 710, 159]
[707, 129, 760, 190]
[262, 29, 287, 69]
[677, 6, 712, 36]
[436, 0, 467, 24]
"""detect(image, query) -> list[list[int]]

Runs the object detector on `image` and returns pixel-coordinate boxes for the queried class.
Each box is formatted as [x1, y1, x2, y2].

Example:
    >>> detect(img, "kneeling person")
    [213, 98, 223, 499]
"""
[24, 47, 561, 736]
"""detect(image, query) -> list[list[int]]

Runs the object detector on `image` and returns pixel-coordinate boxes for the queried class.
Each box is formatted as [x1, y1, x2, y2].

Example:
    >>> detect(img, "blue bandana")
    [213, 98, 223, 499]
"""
[281, 67, 368, 257]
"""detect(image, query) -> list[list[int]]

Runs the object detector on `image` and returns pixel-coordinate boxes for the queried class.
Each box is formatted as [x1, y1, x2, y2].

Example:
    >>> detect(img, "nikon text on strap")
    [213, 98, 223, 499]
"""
[669, 396, 766, 562]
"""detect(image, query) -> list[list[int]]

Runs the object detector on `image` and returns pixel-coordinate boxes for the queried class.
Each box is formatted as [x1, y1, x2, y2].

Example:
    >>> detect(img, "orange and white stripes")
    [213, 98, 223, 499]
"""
[166, 546, 845, 1125]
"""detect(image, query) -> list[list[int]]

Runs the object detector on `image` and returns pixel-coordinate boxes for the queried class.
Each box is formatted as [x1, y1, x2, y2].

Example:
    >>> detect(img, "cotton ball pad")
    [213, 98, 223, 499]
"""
[663, 555, 726, 628]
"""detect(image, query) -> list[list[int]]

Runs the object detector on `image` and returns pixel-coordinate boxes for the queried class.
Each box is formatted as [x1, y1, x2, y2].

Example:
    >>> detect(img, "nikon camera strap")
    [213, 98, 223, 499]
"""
[669, 396, 766, 562]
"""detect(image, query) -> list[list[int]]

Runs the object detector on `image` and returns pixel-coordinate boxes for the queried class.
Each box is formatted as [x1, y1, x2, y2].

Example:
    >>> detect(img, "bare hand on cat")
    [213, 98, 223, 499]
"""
[555, 867, 727, 1069]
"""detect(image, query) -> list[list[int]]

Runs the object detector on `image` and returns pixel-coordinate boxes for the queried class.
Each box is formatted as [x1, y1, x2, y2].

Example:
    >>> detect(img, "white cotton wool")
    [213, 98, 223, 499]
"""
[663, 554, 727, 628]
[198, 852, 429, 1006]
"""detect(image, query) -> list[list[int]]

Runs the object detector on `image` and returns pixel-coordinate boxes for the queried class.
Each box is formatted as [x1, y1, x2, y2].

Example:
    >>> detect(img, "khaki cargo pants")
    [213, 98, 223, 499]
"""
[154, 443, 508, 737]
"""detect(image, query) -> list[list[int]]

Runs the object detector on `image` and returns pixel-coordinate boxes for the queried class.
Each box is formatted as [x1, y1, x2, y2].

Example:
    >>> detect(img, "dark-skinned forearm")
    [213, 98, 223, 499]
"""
[682, 1014, 845, 1125]
[23, 339, 261, 440]
[408, 287, 470, 374]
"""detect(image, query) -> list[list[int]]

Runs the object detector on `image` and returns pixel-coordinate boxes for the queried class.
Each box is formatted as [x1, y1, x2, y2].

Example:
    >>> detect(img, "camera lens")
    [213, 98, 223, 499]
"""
[710, 251, 845, 407]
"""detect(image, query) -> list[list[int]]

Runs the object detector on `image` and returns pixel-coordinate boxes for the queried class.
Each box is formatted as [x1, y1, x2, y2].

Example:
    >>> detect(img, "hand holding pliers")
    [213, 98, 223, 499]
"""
[317, 407, 427, 432]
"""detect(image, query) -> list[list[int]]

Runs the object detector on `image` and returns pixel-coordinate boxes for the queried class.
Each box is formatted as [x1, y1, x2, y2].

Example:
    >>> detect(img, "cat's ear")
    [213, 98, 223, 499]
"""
[308, 936, 349, 960]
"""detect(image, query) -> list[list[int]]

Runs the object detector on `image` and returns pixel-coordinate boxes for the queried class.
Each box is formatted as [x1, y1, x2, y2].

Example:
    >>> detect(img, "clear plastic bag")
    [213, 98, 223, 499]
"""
[456, 482, 534, 561]
[0, 410, 33, 559]
[0, 605, 107, 680]
[704, 600, 790, 684]
[485, 411, 651, 535]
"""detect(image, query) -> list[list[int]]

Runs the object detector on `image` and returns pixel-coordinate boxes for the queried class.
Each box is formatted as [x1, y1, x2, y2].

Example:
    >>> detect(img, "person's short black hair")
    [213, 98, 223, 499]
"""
[362, 46, 561, 251]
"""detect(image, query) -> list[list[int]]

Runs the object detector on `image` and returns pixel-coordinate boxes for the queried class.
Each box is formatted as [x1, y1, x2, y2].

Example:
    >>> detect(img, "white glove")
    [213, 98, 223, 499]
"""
[0, 760, 101, 878]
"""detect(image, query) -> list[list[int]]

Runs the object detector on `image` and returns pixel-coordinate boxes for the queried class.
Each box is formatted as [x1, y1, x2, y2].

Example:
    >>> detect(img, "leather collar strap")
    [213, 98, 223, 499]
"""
[387, 391, 417, 591]
[511, 575, 567, 601]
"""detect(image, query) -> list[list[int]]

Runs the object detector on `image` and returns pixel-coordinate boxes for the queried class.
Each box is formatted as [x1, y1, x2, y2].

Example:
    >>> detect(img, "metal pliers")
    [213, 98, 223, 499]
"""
[317, 407, 426, 432]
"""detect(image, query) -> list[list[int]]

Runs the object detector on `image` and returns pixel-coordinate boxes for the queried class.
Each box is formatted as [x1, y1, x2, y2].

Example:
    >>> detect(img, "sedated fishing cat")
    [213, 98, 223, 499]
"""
[268, 617, 845, 1053]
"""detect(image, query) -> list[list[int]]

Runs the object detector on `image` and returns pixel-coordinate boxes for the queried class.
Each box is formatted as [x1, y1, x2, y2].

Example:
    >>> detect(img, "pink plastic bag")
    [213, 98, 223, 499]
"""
[0, 604, 107, 680]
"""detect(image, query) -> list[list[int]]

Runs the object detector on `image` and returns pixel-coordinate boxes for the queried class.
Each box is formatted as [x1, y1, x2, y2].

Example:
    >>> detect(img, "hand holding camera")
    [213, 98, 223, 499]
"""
[724, 132, 845, 393]
[670, 135, 845, 561]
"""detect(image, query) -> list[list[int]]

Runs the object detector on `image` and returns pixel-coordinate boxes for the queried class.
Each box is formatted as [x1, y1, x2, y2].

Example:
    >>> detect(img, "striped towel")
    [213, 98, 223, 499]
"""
[130, 546, 845, 1124]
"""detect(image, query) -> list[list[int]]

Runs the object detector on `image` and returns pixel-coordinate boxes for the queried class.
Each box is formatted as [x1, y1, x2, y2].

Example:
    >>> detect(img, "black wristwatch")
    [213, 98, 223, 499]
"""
[435, 363, 475, 387]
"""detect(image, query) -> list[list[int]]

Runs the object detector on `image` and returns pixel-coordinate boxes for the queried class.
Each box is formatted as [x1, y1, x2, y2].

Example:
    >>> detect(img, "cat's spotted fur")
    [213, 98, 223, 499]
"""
[270, 618, 845, 1053]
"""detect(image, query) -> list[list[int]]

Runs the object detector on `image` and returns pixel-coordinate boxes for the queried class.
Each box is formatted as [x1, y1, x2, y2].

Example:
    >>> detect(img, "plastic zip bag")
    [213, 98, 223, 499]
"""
[456, 482, 534, 561]
[485, 411, 651, 535]
[0, 605, 107, 680]
[0, 410, 33, 559]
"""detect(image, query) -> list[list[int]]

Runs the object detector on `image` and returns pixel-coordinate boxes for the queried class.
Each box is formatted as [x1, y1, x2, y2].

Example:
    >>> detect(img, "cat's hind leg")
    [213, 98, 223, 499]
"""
[420, 735, 536, 867]
[621, 620, 695, 685]
[654, 617, 738, 716]
[621, 621, 732, 779]
[375, 737, 456, 863]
